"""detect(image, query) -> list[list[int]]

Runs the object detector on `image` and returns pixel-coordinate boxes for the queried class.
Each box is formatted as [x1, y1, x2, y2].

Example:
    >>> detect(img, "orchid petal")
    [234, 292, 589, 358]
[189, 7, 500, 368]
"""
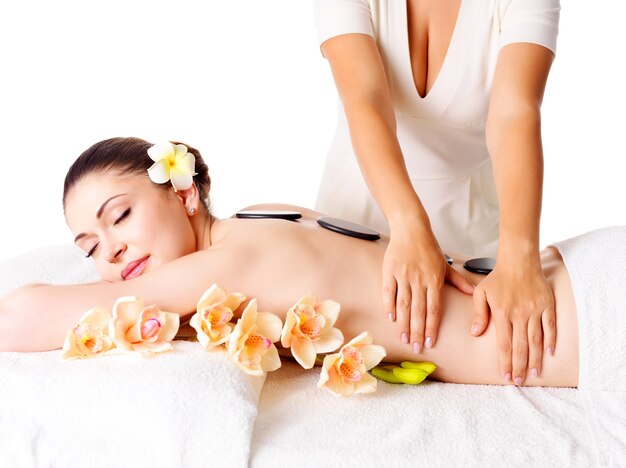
[223, 292, 246, 312]
[61, 330, 87, 360]
[227, 324, 244, 355]
[158, 312, 180, 342]
[113, 296, 143, 323]
[255, 312, 282, 343]
[291, 336, 317, 369]
[319, 366, 356, 396]
[355, 372, 378, 394]
[169, 169, 193, 191]
[260, 344, 281, 372]
[144, 340, 173, 354]
[239, 299, 258, 331]
[359, 344, 387, 370]
[110, 297, 143, 350]
[125, 319, 145, 343]
[317, 299, 340, 328]
[318, 353, 334, 387]
[280, 309, 298, 347]
[147, 141, 175, 162]
[296, 294, 318, 308]
[313, 327, 344, 354]
[344, 331, 372, 348]
[232, 348, 265, 377]
[147, 159, 171, 184]
[196, 284, 226, 311]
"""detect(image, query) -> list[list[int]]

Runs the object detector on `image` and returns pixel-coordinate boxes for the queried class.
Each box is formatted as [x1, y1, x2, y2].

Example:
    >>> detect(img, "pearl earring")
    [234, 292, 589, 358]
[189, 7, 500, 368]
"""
[188, 207, 196, 214]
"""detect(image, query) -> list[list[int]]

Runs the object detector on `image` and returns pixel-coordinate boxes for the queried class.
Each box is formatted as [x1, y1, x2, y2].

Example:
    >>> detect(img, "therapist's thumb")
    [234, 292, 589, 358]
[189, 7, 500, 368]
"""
[470, 286, 489, 336]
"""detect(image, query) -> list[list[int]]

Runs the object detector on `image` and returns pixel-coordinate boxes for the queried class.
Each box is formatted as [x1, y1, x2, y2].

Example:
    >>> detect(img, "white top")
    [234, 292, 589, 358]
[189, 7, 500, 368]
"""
[314, 0, 560, 257]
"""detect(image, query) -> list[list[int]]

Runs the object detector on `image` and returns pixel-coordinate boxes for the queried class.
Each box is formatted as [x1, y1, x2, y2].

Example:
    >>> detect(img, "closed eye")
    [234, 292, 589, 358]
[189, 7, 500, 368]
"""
[86, 243, 99, 258]
[114, 208, 131, 226]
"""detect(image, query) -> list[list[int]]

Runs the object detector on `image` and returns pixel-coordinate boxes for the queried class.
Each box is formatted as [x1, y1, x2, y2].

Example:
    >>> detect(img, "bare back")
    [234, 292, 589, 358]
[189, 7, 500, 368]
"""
[201, 204, 579, 387]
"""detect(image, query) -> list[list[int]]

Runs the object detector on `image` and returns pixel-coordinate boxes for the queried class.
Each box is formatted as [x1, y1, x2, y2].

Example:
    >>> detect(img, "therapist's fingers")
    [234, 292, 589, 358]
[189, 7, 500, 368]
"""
[471, 286, 490, 337]
[511, 315, 530, 385]
[446, 265, 475, 295]
[542, 305, 557, 357]
[527, 315, 544, 378]
[493, 311, 513, 382]
[409, 287, 426, 353]
[423, 286, 442, 348]
[382, 268, 397, 322]
[395, 282, 412, 345]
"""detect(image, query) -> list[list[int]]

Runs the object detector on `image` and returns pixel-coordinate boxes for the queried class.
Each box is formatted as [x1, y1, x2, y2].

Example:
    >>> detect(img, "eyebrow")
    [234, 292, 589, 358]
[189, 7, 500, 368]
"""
[74, 193, 127, 243]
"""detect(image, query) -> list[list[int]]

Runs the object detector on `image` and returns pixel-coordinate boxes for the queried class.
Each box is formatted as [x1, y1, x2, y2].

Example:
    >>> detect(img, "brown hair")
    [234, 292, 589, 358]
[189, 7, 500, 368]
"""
[62, 137, 212, 211]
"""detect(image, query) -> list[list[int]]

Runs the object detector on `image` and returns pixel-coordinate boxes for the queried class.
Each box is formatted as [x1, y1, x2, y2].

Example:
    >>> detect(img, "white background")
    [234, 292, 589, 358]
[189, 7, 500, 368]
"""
[0, 1, 624, 263]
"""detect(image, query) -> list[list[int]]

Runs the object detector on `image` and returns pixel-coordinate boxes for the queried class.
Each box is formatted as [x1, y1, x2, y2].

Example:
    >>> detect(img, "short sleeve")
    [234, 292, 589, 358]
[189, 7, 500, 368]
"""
[498, 0, 561, 54]
[314, 0, 374, 53]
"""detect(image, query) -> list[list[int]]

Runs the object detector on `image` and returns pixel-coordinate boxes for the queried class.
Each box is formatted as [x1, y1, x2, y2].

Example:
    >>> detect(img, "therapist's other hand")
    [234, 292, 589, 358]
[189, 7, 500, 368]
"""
[383, 224, 474, 352]
[470, 260, 556, 385]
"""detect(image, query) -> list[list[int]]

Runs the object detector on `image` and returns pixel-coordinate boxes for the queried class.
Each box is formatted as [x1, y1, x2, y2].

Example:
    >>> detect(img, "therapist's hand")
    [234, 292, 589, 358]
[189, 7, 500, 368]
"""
[383, 222, 474, 352]
[470, 258, 556, 385]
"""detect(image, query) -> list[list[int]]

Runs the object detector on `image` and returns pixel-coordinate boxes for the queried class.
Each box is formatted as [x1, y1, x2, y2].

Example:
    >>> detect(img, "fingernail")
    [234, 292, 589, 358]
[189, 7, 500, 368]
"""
[514, 377, 523, 386]
[388, 313, 393, 322]
[531, 368, 538, 377]
[547, 347, 554, 356]
[401, 332, 409, 344]
[425, 336, 433, 348]
[504, 372, 512, 382]
[412, 342, 421, 354]
[470, 324, 480, 335]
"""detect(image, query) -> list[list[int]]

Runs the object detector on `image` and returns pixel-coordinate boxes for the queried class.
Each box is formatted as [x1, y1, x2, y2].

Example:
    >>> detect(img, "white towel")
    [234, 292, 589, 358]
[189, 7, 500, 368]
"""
[0, 244, 99, 297]
[251, 361, 597, 467]
[552, 226, 626, 466]
[0, 341, 264, 468]
[0, 246, 265, 467]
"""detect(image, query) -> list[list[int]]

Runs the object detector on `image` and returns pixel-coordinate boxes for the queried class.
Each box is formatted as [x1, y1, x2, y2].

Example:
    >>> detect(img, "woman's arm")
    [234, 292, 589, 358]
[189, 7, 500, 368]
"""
[472, 42, 556, 383]
[0, 248, 238, 352]
[322, 33, 472, 351]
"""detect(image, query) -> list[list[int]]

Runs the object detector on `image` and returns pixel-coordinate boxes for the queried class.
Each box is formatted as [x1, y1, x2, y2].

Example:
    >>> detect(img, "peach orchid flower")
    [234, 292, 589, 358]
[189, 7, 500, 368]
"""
[280, 294, 344, 369]
[62, 307, 116, 360]
[190, 284, 246, 350]
[227, 299, 282, 377]
[109, 296, 179, 357]
[318, 331, 386, 397]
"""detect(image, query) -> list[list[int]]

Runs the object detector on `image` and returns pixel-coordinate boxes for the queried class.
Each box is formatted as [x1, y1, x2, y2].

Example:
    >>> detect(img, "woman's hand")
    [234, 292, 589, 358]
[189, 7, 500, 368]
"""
[470, 258, 556, 385]
[383, 222, 474, 353]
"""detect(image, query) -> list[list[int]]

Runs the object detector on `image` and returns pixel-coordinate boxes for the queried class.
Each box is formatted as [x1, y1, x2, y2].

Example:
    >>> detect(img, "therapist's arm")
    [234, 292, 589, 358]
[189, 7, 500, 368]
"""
[471, 42, 556, 385]
[321, 33, 473, 352]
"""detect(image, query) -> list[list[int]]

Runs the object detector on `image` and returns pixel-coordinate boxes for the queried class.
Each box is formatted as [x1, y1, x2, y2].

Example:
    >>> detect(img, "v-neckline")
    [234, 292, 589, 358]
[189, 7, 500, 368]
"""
[403, 0, 466, 102]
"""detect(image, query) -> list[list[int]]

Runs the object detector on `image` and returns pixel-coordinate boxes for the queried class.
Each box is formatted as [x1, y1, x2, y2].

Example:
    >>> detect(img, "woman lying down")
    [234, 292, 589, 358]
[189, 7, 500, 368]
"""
[0, 137, 623, 392]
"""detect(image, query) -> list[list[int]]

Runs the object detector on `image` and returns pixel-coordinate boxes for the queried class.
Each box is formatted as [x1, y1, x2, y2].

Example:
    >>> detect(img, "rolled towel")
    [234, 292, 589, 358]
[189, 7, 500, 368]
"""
[552, 226, 626, 466]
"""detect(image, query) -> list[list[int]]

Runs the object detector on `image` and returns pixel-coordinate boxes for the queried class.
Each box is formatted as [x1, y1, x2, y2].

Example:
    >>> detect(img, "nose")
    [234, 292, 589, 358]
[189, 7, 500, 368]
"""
[105, 240, 127, 263]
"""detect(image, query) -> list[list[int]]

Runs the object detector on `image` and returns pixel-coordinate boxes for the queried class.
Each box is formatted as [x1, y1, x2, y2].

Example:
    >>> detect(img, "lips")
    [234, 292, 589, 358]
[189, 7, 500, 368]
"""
[121, 256, 150, 281]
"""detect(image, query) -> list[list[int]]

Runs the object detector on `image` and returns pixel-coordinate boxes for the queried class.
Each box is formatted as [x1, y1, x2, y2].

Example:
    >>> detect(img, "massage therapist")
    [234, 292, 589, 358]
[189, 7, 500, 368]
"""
[314, 0, 560, 384]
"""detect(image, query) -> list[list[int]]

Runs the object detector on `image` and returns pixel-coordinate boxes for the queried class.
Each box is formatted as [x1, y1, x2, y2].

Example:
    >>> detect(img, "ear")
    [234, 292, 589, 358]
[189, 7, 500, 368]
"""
[174, 183, 201, 216]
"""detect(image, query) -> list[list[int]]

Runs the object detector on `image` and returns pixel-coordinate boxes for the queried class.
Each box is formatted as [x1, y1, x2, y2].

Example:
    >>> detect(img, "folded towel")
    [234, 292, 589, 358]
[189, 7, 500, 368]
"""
[0, 244, 99, 297]
[0, 341, 264, 468]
